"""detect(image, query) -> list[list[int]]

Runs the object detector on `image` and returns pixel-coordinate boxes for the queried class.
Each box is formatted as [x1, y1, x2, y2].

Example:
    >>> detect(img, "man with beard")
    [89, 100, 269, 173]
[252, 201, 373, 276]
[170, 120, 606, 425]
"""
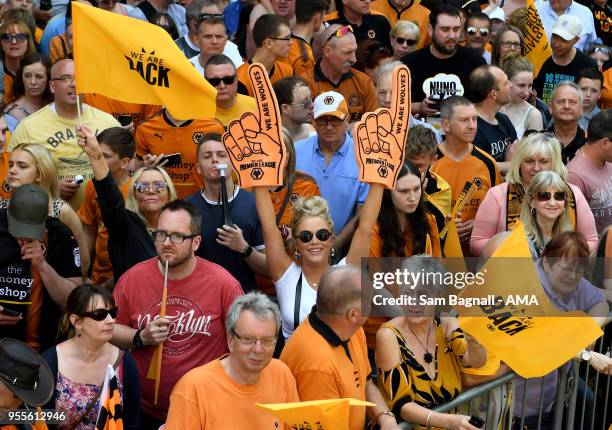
[111, 199, 243, 429]
[402, 4, 486, 118]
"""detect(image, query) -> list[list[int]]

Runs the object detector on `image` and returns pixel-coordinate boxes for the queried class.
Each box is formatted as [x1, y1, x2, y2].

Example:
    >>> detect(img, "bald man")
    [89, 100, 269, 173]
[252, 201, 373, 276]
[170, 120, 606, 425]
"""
[280, 266, 401, 430]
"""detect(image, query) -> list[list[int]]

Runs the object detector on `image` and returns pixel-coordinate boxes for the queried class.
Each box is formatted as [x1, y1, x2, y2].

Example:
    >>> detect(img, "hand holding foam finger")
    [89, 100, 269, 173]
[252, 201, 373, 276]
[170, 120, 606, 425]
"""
[222, 63, 287, 187]
[354, 65, 411, 189]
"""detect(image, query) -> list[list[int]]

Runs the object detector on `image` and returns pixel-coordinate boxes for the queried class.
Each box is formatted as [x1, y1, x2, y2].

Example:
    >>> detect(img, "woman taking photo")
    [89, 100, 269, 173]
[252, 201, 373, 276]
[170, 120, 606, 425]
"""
[470, 132, 598, 256]
[498, 54, 543, 139]
[43, 284, 140, 429]
[4, 143, 89, 276]
[520, 171, 572, 258]
[77, 124, 178, 282]
[1, 53, 52, 133]
[0, 17, 36, 106]
[376, 256, 487, 429]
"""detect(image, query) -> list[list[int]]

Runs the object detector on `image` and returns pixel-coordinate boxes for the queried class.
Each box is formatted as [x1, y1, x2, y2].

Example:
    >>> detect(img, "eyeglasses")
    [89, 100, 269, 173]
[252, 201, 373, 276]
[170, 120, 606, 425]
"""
[134, 180, 168, 193]
[51, 74, 75, 84]
[269, 34, 292, 41]
[297, 228, 332, 243]
[500, 40, 522, 49]
[80, 306, 118, 321]
[325, 25, 353, 44]
[291, 99, 314, 109]
[466, 27, 489, 37]
[197, 13, 224, 22]
[206, 75, 236, 87]
[554, 262, 586, 277]
[394, 36, 418, 46]
[315, 116, 345, 127]
[535, 191, 566, 202]
[0, 33, 27, 43]
[231, 329, 277, 348]
[152, 230, 196, 244]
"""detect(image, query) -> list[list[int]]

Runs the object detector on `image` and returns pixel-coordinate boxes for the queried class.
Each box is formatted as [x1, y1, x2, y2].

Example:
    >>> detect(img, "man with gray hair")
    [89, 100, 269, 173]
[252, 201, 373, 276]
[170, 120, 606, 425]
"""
[165, 292, 299, 429]
[281, 265, 402, 430]
[546, 81, 586, 163]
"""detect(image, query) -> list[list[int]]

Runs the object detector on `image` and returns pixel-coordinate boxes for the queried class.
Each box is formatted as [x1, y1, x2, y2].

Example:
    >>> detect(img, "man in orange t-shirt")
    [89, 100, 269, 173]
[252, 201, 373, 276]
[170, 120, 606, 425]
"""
[77, 127, 134, 287]
[165, 293, 299, 430]
[430, 96, 501, 255]
[134, 109, 224, 199]
[236, 14, 293, 97]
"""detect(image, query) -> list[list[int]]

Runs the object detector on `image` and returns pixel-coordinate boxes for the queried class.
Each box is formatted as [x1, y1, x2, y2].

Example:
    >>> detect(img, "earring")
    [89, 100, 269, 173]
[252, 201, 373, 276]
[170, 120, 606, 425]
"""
[294, 249, 301, 260]
[76, 331, 81, 337]
[329, 248, 336, 259]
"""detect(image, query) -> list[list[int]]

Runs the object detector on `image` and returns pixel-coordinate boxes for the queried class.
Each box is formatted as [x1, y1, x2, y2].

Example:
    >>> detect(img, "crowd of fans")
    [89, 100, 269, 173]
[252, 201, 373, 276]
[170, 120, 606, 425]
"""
[0, 0, 611, 429]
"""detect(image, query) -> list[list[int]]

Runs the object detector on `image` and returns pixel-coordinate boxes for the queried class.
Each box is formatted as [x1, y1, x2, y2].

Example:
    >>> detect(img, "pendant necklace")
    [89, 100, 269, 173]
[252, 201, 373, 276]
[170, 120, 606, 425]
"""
[407, 322, 434, 364]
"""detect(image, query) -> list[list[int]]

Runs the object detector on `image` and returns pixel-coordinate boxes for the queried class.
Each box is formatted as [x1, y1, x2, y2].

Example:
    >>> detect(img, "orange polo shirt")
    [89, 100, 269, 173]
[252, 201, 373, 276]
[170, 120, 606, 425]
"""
[278, 35, 315, 75]
[371, 0, 432, 49]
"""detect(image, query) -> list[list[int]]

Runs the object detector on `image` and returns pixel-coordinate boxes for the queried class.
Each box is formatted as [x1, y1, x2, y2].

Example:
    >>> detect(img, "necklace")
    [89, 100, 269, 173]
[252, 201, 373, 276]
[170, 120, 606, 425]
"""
[406, 322, 434, 364]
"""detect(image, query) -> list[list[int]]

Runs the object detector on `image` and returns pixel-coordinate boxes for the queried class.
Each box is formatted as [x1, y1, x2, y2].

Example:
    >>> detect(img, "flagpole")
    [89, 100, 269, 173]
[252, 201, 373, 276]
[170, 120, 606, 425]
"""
[153, 260, 168, 405]
[76, 93, 83, 125]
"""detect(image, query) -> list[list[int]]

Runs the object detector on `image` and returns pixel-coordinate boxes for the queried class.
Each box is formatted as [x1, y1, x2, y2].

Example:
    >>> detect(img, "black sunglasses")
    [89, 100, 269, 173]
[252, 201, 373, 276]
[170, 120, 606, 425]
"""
[198, 13, 224, 22]
[0, 33, 28, 43]
[535, 191, 566, 202]
[297, 229, 332, 243]
[80, 306, 118, 321]
[395, 36, 418, 46]
[206, 75, 236, 87]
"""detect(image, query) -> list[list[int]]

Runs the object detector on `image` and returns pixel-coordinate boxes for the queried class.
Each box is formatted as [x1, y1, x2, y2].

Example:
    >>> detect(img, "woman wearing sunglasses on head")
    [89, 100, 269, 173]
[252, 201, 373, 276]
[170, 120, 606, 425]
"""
[389, 21, 420, 61]
[470, 132, 598, 256]
[0, 16, 36, 107]
[42, 284, 140, 430]
[76, 124, 178, 282]
[520, 171, 573, 259]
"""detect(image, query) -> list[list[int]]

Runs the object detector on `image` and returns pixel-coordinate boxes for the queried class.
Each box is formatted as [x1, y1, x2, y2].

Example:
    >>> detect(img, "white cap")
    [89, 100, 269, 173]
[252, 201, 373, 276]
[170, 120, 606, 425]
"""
[552, 14, 582, 41]
[313, 91, 348, 120]
[487, 6, 505, 22]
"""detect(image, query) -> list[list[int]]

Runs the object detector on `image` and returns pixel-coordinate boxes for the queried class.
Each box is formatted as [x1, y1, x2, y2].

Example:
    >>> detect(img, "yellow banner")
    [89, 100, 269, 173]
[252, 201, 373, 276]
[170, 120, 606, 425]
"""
[257, 398, 374, 430]
[457, 222, 602, 378]
[72, 2, 216, 120]
[525, 0, 552, 76]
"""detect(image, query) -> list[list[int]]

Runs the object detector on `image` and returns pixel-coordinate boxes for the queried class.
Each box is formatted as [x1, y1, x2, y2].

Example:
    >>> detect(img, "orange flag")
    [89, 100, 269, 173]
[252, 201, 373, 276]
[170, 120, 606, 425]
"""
[72, 2, 216, 120]
[96, 365, 124, 430]
[457, 222, 603, 378]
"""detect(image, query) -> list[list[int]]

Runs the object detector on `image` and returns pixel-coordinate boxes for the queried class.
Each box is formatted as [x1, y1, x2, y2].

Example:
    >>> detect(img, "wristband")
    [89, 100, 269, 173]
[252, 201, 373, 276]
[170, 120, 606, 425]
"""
[132, 328, 144, 349]
[425, 411, 433, 428]
[242, 245, 253, 258]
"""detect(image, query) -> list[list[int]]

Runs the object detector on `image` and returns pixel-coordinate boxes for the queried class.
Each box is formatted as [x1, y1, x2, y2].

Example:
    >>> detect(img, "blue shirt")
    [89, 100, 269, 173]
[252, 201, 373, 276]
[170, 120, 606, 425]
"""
[40, 15, 66, 55]
[295, 133, 369, 234]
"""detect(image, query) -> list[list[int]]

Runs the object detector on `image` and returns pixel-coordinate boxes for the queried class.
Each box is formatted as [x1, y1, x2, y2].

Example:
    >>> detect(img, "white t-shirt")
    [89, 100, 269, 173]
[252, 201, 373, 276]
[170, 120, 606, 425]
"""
[188, 41, 244, 74]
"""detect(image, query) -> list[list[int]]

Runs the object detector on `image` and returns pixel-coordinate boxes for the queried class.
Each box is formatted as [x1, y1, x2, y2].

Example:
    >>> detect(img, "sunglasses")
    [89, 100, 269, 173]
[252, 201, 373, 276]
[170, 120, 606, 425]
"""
[1, 33, 27, 43]
[198, 13, 224, 22]
[134, 180, 168, 193]
[315, 116, 345, 127]
[80, 306, 118, 321]
[206, 75, 236, 87]
[325, 25, 353, 43]
[466, 27, 489, 37]
[594, 46, 610, 55]
[394, 36, 418, 46]
[297, 229, 332, 243]
[269, 34, 292, 41]
[535, 191, 566, 202]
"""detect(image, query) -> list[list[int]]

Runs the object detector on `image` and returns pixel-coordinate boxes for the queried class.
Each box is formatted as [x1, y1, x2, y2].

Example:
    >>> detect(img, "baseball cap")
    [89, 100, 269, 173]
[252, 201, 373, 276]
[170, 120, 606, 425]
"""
[0, 338, 54, 407]
[8, 184, 49, 241]
[486, 6, 505, 22]
[313, 91, 349, 120]
[552, 15, 582, 41]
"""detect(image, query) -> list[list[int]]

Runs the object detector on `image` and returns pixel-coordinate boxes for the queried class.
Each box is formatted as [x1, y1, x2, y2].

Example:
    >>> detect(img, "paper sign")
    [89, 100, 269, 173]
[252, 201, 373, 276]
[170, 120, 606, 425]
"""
[223, 63, 288, 187]
[353, 65, 411, 189]
[422, 73, 464, 103]
[257, 398, 374, 430]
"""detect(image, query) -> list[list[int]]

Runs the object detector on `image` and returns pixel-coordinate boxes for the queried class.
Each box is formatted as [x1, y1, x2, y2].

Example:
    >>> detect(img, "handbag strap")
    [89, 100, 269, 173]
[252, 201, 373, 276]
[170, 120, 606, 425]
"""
[72, 350, 124, 426]
[293, 272, 303, 332]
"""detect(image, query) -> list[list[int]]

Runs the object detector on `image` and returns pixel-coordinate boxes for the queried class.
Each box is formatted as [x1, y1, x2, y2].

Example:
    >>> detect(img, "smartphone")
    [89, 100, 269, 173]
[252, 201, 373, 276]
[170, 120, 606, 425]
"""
[0, 308, 21, 317]
[468, 415, 485, 428]
[117, 114, 133, 126]
[159, 153, 182, 168]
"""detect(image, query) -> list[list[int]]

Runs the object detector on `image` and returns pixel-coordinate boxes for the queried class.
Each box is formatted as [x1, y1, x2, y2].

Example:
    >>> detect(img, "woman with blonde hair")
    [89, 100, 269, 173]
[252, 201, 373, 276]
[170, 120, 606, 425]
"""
[77, 125, 177, 282]
[0, 17, 36, 106]
[389, 20, 420, 61]
[4, 143, 89, 276]
[520, 171, 572, 258]
[498, 54, 543, 138]
[471, 132, 598, 255]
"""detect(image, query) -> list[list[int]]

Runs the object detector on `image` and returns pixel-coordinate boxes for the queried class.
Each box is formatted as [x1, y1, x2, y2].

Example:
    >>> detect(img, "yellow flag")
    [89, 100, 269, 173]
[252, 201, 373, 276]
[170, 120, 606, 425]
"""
[257, 399, 374, 430]
[525, 0, 552, 76]
[72, 2, 216, 120]
[443, 220, 463, 258]
[456, 222, 602, 378]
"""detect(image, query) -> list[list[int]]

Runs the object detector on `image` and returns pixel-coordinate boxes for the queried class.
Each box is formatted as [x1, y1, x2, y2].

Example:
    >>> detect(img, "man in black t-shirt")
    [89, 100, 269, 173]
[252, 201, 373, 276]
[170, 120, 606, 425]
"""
[533, 14, 598, 105]
[325, 0, 392, 49]
[0, 185, 82, 351]
[469, 65, 518, 173]
[589, 0, 612, 46]
[547, 82, 587, 163]
[402, 4, 487, 117]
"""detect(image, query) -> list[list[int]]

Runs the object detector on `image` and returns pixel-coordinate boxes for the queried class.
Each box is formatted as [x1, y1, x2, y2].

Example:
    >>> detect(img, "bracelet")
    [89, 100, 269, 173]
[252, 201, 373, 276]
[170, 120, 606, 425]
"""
[425, 411, 433, 428]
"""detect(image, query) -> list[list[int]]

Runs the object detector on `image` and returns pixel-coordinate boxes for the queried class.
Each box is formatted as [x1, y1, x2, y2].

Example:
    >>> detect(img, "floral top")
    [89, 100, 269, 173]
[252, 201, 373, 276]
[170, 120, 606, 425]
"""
[55, 372, 123, 430]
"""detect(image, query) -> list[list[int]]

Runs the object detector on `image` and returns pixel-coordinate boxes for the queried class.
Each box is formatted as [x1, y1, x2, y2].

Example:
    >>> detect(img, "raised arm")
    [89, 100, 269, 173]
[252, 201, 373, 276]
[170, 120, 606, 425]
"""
[346, 184, 384, 265]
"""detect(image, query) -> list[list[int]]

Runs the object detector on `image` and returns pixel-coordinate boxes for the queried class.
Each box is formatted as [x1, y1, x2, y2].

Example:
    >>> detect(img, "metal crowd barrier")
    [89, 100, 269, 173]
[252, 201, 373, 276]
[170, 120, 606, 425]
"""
[398, 336, 611, 430]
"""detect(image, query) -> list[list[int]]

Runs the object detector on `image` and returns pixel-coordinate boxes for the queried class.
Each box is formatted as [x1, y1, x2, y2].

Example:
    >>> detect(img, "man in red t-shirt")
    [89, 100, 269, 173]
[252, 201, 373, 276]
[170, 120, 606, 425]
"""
[111, 200, 243, 428]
